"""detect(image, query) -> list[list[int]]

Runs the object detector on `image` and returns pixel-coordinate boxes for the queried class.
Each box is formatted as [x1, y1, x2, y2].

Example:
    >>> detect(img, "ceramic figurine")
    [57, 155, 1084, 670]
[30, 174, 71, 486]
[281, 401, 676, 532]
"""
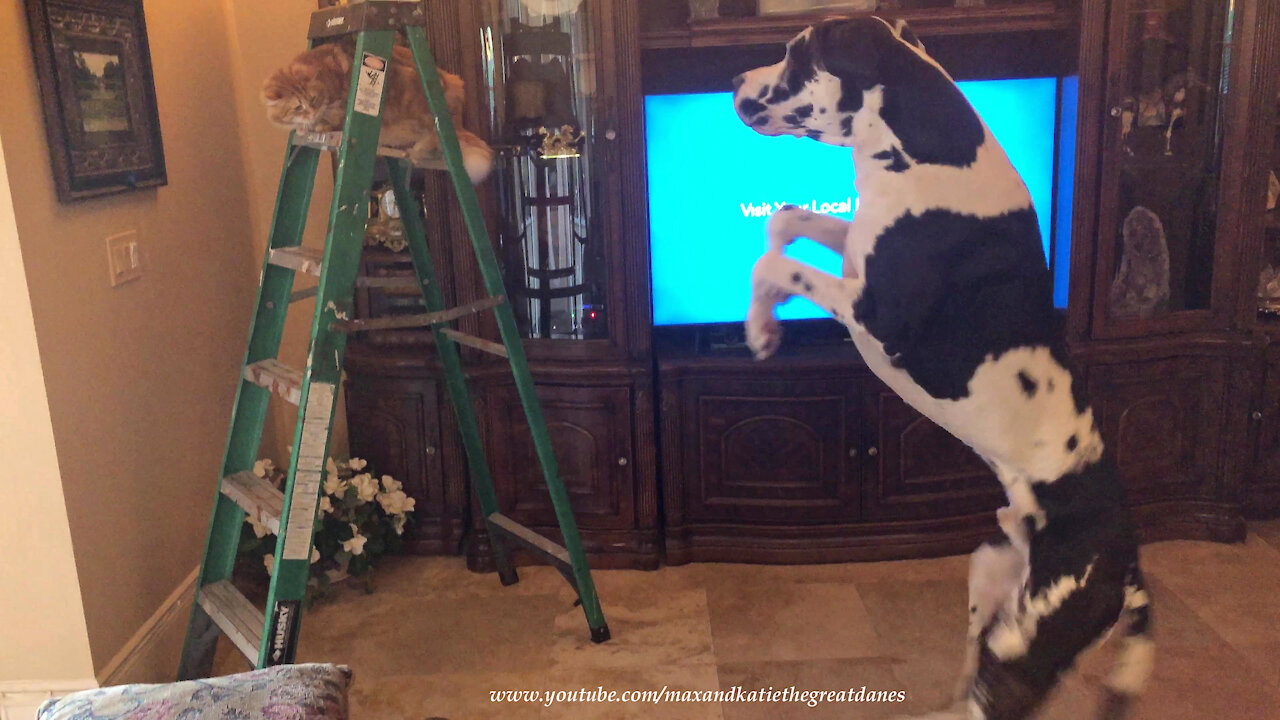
[1136, 87, 1166, 128]
[689, 0, 718, 20]
[520, 0, 584, 15]
[1109, 206, 1171, 319]
[1258, 264, 1280, 300]
[1160, 71, 1204, 155]
[1119, 96, 1137, 155]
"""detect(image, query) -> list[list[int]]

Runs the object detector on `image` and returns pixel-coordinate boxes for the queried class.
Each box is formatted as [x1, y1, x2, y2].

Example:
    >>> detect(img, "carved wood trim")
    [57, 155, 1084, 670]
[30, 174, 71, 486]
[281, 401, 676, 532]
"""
[633, 377, 660, 530]
[1233, 0, 1280, 326]
[1065, 0, 1108, 342]
[615, 0, 653, 359]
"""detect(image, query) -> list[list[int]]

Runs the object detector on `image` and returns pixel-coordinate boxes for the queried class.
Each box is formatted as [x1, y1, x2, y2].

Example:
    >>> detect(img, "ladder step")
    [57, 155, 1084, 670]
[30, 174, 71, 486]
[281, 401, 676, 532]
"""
[268, 247, 324, 277]
[442, 329, 509, 358]
[243, 359, 303, 405]
[289, 286, 319, 304]
[487, 512, 571, 569]
[292, 131, 448, 171]
[196, 580, 263, 664]
[331, 295, 503, 333]
[221, 471, 284, 535]
[355, 276, 424, 290]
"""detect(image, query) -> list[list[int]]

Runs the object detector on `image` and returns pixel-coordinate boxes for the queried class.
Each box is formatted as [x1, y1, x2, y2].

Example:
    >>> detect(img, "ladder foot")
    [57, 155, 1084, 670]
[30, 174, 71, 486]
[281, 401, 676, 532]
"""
[591, 624, 611, 644]
[177, 611, 221, 681]
[498, 567, 520, 586]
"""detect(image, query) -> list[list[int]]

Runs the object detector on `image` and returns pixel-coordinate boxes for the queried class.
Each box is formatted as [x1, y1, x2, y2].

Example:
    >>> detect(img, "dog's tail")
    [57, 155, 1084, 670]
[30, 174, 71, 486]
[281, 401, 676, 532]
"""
[1097, 568, 1154, 720]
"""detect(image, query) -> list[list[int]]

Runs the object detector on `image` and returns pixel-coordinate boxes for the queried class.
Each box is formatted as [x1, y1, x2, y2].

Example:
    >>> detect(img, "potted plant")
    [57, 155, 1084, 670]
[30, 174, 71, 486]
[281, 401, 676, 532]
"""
[235, 457, 416, 602]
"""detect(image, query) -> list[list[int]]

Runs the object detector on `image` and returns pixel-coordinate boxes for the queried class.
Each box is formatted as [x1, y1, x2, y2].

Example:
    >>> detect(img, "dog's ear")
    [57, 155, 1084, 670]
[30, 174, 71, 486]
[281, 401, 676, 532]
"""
[875, 27, 984, 167]
[812, 18, 884, 84]
[891, 19, 926, 53]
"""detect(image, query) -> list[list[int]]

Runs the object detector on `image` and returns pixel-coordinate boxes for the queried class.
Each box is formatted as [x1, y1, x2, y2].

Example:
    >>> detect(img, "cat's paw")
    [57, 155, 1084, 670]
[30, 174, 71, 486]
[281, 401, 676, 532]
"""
[405, 144, 437, 168]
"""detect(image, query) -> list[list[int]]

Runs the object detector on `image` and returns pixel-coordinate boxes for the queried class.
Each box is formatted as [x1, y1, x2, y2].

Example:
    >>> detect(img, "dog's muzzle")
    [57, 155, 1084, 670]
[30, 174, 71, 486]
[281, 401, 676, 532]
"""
[732, 66, 784, 132]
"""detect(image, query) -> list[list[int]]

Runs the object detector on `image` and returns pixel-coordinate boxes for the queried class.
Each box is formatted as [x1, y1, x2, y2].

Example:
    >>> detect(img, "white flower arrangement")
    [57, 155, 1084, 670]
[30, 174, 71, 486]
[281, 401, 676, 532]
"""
[237, 456, 415, 594]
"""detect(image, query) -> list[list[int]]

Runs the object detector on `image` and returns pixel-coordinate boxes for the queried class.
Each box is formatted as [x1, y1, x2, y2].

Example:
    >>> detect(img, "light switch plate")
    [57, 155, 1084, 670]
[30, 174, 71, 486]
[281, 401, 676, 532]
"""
[107, 231, 142, 287]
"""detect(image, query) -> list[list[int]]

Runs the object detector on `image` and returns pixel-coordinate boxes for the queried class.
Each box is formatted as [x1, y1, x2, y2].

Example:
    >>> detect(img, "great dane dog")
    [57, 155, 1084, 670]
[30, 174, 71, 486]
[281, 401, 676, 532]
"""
[733, 17, 1153, 720]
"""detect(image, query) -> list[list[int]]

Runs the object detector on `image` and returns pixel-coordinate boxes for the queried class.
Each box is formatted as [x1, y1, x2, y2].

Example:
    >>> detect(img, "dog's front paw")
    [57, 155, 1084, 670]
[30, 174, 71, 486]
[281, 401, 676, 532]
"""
[995, 505, 1020, 535]
[745, 305, 783, 360]
[766, 204, 807, 253]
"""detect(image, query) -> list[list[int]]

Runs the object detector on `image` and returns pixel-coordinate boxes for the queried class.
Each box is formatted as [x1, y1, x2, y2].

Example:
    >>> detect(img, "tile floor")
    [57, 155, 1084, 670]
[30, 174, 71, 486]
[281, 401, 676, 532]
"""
[216, 521, 1280, 719]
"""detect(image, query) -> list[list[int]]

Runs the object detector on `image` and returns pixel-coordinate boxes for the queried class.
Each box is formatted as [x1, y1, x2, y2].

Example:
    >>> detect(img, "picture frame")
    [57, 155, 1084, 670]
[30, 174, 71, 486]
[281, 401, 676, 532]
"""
[24, 0, 167, 203]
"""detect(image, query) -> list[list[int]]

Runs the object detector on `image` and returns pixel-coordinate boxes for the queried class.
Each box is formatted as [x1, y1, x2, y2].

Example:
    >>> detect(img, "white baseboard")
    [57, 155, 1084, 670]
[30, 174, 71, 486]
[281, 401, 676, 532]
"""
[0, 570, 199, 720]
[0, 679, 97, 720]
[95, 567, 200, 687]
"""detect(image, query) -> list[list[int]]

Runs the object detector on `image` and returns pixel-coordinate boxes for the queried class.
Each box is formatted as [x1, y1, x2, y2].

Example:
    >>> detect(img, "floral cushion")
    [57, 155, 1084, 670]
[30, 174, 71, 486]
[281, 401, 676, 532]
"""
[37, 663, 351, 720]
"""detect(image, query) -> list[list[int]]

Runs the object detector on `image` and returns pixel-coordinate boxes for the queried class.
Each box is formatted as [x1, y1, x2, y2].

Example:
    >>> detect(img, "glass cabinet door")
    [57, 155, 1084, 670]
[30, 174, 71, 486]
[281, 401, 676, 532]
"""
[1256, 46, 1280, 323]
[1095, 0, 1236, 333]
[478, 0, 613, 341]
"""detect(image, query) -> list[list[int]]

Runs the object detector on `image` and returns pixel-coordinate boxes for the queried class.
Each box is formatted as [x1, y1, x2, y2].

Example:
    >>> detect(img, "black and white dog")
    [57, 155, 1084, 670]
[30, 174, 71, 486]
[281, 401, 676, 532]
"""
[733, 18, 1152, 720]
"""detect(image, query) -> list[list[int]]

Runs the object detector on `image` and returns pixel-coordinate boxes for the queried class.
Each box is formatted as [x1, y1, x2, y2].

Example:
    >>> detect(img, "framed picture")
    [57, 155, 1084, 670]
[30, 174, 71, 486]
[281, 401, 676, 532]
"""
[24, 0, 166, 202]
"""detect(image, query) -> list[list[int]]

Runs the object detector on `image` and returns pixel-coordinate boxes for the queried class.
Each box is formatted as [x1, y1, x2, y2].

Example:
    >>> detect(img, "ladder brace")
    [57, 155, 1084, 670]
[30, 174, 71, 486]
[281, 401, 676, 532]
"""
[330, 295, 503, 333]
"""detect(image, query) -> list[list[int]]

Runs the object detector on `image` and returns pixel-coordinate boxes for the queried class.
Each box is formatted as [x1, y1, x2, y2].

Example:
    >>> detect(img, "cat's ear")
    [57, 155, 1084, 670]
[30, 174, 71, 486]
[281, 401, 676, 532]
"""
[261, 77, 286, 105]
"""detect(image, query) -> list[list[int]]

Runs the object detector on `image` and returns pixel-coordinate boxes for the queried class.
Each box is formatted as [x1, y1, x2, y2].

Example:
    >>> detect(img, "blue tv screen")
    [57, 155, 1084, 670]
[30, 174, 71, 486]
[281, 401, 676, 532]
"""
[646, 77, 1076, 327]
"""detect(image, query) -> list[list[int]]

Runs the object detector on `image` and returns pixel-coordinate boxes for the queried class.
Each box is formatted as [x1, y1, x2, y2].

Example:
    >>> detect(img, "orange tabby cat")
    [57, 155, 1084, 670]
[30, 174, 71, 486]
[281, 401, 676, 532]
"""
[261, 43, 494, 183]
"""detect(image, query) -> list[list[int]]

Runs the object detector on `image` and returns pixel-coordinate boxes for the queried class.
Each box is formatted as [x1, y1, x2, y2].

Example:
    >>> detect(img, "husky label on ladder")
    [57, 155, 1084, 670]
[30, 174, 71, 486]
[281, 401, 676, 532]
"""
[268, 600, 301, 664]
[282, 381, 336, 560]
[354, 53, 388, 116]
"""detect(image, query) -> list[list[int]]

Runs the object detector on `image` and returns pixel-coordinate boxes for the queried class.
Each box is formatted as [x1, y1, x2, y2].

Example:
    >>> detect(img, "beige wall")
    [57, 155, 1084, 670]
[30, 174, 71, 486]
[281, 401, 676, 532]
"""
[0, 0, 257, 671]
[0, 135, 95, 685]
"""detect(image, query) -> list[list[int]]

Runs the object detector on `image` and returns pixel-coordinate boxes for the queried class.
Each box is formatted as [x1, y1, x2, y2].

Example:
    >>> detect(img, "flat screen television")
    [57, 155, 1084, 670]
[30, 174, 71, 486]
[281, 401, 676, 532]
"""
[645, 77, 1078, 329]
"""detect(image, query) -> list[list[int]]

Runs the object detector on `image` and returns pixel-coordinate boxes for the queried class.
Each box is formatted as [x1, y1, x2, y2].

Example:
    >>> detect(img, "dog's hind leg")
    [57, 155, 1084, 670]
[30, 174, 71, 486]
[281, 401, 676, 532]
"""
[957, 538, 1026, 704]
[1098, 568, 1154, 720]
[746, 252, 864, 359]
[767, 205, 853, 254]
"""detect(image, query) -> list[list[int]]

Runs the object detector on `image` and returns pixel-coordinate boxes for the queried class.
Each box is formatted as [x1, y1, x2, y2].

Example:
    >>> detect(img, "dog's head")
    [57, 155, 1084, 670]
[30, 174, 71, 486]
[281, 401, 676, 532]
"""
[733, 17, 985, 167]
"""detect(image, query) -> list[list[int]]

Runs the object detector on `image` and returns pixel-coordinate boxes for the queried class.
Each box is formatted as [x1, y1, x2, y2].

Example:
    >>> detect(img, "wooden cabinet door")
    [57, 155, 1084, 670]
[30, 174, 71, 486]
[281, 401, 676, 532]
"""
[1087, 355, 1228, 503]
[860, 381, 1003, 522]
[678, 375, 862, 524]
[487, 383, 635, 530]
[345, 375, 459, 554]
[1247, 352, 1280, 511]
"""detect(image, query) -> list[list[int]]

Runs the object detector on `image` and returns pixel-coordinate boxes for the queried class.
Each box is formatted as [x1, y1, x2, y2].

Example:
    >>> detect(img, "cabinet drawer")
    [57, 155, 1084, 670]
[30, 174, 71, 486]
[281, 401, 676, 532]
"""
[1088, 355, 1228, 503]
[861, 383, 1002, 521]
[345, 375, 460, 554]
[678, 375, 862, 524]
[486, 383, 636, 530]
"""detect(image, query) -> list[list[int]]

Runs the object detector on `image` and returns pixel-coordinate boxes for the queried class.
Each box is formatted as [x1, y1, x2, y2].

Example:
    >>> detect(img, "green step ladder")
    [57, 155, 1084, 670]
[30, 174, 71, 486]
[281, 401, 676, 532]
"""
[178, 1, 609, 680]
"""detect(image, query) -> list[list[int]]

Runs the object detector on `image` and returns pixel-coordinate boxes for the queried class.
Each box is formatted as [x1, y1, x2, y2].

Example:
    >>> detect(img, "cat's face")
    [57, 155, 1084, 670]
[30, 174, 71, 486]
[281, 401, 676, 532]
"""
[261, 46, 349, 130]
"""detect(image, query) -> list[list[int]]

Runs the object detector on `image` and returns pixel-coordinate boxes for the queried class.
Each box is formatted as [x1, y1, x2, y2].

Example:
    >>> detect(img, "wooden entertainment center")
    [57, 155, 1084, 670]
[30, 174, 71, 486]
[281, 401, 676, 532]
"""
[343, 0, 1280, 570]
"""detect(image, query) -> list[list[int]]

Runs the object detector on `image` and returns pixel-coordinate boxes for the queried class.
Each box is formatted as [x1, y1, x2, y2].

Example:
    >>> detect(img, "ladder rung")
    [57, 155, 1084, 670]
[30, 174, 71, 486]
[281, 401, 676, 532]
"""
[268, 247, 324, 277]
[291, 131, 448, 171]
[221, 471, 284, 535]
[243, 359, 303, 405]
[331, 295, 504, 333]
[291, 278, 421, 305]
[197, 580, 263, 664]
[355, 276, 424, 290]
[442, 328, 509, 358]
[487, 513, 571, 568]
[289, 286, 318, 304]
